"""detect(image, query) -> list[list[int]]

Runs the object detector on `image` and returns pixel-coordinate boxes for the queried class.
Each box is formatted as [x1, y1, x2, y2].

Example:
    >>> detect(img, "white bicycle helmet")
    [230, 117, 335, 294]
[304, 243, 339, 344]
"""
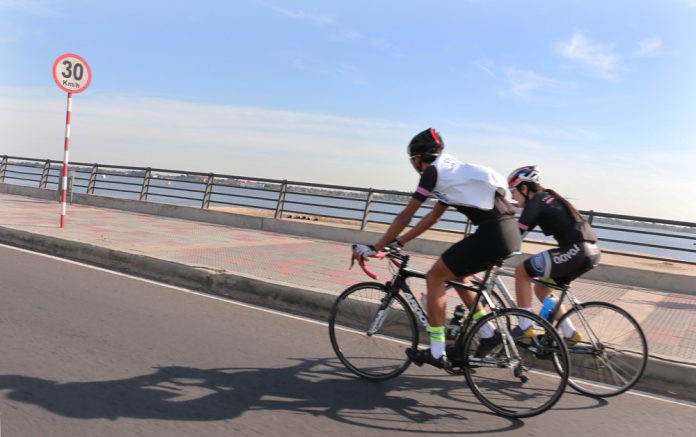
[507, 165, 540, 189]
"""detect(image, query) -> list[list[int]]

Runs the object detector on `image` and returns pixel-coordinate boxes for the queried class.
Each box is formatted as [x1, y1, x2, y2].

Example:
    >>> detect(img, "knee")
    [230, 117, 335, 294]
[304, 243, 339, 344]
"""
[426, 260, 453, 286]
[515, 263, 529, 279]
[534, 284, 552, 300]
[425, 269, 444, 287]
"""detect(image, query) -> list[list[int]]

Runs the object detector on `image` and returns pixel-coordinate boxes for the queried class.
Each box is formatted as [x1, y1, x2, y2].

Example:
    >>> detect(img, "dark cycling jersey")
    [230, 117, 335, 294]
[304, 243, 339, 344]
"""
[519, 190, 600, 283]
[518, 191, 596, 246]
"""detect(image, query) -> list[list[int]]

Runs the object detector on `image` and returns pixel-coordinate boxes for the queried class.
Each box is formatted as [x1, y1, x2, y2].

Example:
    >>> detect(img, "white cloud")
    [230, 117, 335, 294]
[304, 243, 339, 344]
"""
[0, 22, 22, 44]
[447, 119, 601, 143]
[635, 37, 662, 57]
[264, 5, 334, 27]
[1, 87, 694, 221]
[473, 60, 497, 78]
[0, 0, 53, 16]
[557, 31, 620, 79]
[259, 1, 392, 50]
[505, 67, 556, 98]
[0, 87, 413, 187]
[291, 56, 366, 84]
[473, 62, 558, 98]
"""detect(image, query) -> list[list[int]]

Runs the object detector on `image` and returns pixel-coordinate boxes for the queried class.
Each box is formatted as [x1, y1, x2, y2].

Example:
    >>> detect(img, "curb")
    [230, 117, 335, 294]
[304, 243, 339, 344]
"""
[1, 225, 694, 402]
[0, 226, 337, 322]
[2, 184, 695, 296]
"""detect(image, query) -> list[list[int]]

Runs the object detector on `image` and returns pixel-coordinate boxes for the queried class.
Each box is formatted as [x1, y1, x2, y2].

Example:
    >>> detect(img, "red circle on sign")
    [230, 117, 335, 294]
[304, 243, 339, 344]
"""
[53, 53, 92, 94]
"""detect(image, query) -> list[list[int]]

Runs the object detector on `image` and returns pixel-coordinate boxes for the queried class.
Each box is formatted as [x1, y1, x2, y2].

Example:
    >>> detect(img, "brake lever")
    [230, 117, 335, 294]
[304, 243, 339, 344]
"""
[349, 245, 384, 280]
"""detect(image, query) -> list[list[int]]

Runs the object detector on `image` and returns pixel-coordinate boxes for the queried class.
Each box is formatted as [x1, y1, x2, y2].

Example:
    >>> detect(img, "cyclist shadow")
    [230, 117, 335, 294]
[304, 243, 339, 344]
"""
[0, 357, 538, 433]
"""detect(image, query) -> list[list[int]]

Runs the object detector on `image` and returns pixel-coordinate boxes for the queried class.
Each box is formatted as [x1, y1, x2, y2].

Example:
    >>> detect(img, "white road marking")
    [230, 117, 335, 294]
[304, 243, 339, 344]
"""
[0, 243, 329, 328]
[2, 242, 695, 409]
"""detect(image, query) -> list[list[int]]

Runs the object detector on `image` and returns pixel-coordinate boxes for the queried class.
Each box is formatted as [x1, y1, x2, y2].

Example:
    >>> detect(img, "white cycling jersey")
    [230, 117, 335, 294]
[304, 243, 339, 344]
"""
[424, 153, 511, 210]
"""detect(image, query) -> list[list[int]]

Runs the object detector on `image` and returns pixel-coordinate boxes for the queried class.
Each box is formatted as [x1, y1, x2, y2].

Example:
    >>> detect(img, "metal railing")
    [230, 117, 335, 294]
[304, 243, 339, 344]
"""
[2, 155, 695, 265]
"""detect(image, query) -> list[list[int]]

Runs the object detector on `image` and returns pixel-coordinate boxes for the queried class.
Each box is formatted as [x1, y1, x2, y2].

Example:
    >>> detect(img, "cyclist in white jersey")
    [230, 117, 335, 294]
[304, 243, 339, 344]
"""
[353, 128, 520, 368]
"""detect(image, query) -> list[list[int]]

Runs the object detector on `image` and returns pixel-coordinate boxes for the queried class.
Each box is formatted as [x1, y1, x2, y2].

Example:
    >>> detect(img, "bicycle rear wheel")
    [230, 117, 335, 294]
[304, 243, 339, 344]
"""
[558, 301, 648, 397]
[329, 282, 418, 380]
[462, 308, 569, 418]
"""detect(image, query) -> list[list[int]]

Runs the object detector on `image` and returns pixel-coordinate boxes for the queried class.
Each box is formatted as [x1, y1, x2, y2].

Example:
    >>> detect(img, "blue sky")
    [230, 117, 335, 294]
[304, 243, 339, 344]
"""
[1, 0, 695, 221]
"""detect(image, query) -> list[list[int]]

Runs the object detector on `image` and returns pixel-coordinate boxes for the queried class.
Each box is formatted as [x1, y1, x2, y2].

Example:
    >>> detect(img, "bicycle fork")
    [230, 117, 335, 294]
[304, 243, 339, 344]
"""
[367, 306, 390, 335]
[367, 288, 401, 335]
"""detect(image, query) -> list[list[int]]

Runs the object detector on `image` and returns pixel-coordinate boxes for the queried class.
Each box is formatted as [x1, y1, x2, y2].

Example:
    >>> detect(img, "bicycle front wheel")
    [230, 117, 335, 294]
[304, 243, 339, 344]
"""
[329, 282, 418, 380]
[463, 308, 569, 418]
[558, 301, 648, 397]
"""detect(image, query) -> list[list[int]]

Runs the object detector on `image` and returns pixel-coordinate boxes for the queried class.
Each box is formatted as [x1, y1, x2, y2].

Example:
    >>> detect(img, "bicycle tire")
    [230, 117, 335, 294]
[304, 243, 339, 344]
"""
[557, 301, 648, 397]
[329, 282, 418, 380]
[462, 308, 569, 418]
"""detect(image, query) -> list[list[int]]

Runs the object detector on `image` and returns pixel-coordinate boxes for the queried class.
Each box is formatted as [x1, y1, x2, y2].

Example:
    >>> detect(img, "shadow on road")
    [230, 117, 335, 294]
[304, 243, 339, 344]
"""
[0, 357, 543, 433]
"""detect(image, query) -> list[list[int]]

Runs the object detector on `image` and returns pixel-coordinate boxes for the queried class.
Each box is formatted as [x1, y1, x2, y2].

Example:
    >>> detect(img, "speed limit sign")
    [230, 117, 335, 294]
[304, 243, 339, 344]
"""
[52, 53, 92, 94]
[52, 53, 92, 228]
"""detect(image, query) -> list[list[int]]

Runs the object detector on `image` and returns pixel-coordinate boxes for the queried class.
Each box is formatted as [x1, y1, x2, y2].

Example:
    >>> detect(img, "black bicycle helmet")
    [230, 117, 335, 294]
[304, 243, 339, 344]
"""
[407, 128, 444, 159]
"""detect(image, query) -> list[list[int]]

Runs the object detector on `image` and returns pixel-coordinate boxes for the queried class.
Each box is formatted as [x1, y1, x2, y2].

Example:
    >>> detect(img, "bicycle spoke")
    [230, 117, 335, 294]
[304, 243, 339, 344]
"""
[329, 283, 418, 380]
[463, 309, 568, 418]
[560, 302, 648, 397]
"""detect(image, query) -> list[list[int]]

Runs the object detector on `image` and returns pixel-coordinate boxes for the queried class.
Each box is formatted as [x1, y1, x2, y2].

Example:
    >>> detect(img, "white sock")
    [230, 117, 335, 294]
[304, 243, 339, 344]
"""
[518, 307, 533, 330]
[560, 318, 576, 338]
[429, 326, 446, 358]
[430, 341, 445, 358]
[479, 322, 495, 339]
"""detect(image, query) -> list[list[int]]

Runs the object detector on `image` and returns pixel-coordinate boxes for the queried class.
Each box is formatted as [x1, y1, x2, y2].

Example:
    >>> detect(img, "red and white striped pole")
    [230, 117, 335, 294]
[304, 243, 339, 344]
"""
[60, 92, 73, 228]
[52, 53, 91, 228]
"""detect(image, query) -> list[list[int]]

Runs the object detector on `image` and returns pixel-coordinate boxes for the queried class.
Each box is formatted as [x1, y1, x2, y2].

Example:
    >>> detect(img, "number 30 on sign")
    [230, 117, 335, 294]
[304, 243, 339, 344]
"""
[52, 53, 92, 94]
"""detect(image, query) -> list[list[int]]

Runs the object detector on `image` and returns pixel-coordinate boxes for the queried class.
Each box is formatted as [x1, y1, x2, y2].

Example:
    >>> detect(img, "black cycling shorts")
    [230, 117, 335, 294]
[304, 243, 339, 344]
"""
[523, 242, 601, 285]
[441, 218, 520, 278]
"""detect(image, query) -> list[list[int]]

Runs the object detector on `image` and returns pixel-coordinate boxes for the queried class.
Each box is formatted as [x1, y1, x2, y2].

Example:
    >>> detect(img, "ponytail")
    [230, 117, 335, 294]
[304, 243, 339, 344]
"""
[519, 182, 584, 223]
[545, 189, 584, 222]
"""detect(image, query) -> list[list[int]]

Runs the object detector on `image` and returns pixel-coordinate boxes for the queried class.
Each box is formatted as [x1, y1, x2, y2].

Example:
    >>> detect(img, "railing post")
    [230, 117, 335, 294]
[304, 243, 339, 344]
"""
[68, 169, 75, 204]
[360, 189, 374, 230]
[587, 210, 594, 225]
[140, 168, 151, 201]
[464, 220, 473, 237]
[87, 164, 98, 194]
[0, 156, 7, 182]
[275, 180, 288, 219]
[40, 159, 51, 189]
[202, 173, 214, 208]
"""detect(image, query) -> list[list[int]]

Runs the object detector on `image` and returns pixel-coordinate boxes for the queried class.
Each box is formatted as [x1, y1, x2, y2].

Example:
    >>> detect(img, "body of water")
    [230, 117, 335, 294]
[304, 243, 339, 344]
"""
[4, 165, 695, 263]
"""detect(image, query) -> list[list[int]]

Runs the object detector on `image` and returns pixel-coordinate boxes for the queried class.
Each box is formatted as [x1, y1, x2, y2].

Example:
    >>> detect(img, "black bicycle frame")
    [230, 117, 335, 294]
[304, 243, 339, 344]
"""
[382, 257, 502, 345]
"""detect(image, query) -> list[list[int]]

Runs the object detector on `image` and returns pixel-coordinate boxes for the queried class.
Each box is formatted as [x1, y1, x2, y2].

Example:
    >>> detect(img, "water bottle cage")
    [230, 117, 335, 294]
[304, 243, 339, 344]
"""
[445, 325, 462, 341]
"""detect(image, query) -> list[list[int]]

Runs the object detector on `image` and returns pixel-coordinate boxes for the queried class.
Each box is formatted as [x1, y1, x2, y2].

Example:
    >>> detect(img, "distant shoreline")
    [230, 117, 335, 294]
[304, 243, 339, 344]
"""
[208, 206, 695, 272]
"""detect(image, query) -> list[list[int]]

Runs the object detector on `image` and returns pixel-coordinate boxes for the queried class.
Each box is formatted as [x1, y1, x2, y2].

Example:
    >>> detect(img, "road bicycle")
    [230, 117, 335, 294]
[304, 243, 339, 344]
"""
[328, 247, 570, 418]
[470, 265, 648, 397]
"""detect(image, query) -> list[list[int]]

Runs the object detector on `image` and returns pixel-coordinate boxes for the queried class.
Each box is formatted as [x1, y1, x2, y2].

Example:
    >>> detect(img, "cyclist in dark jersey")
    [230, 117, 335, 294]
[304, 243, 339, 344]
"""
[507, 165, 601, 342]
[353, 128, 520, 368]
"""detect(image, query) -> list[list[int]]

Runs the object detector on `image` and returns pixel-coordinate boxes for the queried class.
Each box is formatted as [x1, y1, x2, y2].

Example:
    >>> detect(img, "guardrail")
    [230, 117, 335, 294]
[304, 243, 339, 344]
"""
[2, 155, 695, 265]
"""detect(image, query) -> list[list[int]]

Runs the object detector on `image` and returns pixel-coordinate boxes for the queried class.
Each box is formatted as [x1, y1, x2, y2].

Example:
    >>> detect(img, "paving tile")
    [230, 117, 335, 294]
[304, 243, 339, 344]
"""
[0, 192, 694, 364]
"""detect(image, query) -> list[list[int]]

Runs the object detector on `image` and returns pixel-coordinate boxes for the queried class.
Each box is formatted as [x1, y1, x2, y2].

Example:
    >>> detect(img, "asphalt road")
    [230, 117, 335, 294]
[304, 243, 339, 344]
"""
[0, 244, 693, 436]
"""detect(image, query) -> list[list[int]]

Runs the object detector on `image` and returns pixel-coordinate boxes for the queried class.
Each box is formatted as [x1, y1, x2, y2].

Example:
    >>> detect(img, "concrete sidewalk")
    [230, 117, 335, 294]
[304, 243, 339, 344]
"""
[0, 192, 694, 400]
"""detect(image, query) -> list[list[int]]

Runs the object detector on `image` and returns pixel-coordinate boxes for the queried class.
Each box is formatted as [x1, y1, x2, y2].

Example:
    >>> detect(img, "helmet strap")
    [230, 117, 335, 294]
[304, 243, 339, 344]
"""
[520, 184, 532, 202]
[417, 156, 432, 174]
